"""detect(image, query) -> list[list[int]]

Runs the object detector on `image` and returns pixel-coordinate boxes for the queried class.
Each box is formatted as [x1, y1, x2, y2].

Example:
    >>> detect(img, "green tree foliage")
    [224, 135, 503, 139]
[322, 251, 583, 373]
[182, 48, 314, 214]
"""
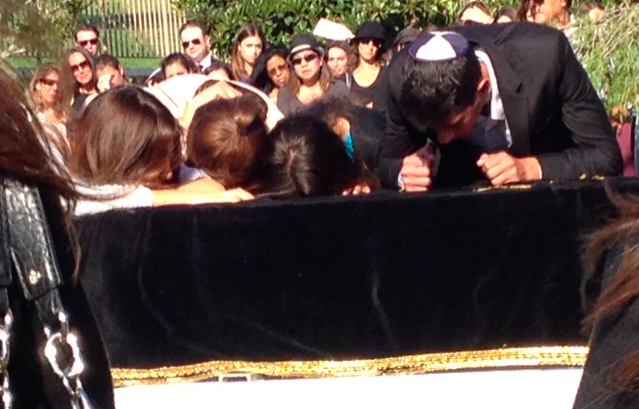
[0, 0, 91, 61]
[572, 1, 639, 110]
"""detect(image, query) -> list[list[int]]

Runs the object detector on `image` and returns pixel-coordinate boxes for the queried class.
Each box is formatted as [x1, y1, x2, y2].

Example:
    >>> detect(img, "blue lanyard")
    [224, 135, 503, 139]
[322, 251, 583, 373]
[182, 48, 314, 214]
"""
[344, 132, 355, 161]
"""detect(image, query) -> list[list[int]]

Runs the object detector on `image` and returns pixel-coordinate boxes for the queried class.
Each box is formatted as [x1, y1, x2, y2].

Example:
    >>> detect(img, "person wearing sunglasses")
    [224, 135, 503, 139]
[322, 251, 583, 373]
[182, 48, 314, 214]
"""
[277, 34, 349, 116]
[73, 24, 101, 56]
[350, 21, 387, 108]
[29, 64, 67, 128]
[179, 20, 215, 70]
[250, 47, 291, 101]
[65, 47, 98, 118]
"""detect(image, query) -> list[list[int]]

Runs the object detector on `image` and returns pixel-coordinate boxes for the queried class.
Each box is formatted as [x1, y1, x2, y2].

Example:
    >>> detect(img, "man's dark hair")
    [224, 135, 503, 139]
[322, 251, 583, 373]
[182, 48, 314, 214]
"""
[94, 53, 121, 71]
[400, 51, 481, 128]
[179, 20, 209, 36]
[73, 24, 99, 41]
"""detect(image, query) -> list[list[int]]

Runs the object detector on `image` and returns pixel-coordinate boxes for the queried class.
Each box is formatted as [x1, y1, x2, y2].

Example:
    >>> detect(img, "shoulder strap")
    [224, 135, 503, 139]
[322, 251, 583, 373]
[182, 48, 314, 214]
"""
[2, 179, 93, 409]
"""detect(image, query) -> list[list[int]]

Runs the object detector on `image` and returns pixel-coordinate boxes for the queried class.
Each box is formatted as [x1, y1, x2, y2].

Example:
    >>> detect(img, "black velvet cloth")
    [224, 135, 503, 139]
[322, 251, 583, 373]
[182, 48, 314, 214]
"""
[77, 178, 639, 369]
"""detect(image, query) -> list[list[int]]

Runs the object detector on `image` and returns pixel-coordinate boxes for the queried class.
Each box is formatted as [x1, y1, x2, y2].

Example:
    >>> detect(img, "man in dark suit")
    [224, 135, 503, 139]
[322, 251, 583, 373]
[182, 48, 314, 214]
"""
[376, 23, 622, 191]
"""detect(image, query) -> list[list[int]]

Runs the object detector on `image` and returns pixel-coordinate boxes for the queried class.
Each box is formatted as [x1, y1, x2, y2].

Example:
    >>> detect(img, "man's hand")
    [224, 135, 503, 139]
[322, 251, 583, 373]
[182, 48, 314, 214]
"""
[477, 151, 541, 186]
[399, 144, 436, 192]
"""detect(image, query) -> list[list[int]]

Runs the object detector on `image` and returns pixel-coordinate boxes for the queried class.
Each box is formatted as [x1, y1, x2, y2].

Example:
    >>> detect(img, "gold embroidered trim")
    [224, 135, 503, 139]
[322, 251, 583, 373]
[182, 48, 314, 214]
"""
[474, 183, 534, 193]
[111, 345, 588, 387]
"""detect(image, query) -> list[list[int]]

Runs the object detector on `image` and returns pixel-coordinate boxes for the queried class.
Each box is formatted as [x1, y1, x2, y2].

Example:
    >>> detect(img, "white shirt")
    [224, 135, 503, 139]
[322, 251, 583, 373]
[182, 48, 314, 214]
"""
[465, 49, 512, 153]
[198, 54, 213, 70]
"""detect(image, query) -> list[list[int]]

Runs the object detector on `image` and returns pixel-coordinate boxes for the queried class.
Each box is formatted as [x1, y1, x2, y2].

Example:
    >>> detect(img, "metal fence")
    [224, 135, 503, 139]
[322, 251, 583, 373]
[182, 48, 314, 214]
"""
[85, 0, 185, 58]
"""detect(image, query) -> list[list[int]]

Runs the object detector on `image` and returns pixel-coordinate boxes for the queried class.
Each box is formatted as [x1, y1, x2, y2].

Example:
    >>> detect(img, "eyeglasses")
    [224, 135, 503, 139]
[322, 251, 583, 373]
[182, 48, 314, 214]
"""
[291, 53, 318, 66]
[182, 38, 202, 49]
[70, 60, 91, 73]
[39, 78, 58, 87]
[268, 63, 289, 76]
[79, 38, 98, 47]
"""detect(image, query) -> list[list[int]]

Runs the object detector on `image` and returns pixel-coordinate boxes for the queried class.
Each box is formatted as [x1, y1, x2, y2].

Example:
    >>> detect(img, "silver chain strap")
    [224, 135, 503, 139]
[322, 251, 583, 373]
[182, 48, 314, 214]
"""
[0, 311, 12, 409]
[43, 312, 93, 409]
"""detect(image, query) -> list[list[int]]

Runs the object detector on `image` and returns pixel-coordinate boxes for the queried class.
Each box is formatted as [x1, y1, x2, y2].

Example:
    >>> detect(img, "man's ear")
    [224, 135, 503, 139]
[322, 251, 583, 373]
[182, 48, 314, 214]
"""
[476, 77, 491, 101]
[205, 35, 211, 48]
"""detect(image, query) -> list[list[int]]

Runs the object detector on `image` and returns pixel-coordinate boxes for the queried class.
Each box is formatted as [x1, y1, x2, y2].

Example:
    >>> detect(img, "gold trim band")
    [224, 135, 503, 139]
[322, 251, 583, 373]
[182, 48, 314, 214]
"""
[111, 345, 589, 387]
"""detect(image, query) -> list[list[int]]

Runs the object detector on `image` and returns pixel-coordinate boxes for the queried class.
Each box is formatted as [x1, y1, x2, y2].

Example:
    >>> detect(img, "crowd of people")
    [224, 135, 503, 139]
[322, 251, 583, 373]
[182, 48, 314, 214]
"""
[23, 0, 620, 217]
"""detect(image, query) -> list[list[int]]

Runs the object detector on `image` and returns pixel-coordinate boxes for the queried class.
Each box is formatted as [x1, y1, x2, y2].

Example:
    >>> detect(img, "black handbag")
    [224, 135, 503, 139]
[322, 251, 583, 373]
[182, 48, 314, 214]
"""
[0, 179, 105, 409]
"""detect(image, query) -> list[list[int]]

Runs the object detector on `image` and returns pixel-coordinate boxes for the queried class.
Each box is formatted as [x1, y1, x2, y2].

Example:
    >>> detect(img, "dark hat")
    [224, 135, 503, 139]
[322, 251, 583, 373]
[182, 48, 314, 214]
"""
[408, 31, 471, 62]
[393, 27, 420, 47]
[289, 34, 323, 57]
[354, 21, 385, 42]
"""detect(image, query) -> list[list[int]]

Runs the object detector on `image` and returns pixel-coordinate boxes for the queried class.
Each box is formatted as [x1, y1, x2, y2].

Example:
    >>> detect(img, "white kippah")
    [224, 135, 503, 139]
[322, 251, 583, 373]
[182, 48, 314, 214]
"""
[408, 31, 470, 62]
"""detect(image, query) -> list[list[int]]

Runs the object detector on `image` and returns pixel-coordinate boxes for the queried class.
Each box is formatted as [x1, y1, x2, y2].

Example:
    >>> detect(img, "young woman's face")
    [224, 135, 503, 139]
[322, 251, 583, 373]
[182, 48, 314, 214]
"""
[291, 50, 321, 84]
[165, 62, 189, 79]
[68, 52, 93, 85]
[238, 35, 263, 66]
[357, 39, 380, 64]
[266, 55, 290, 87]
[35, 71, 60, 106]
[527, 0, 567, 24]
[326, 47, 349, 77]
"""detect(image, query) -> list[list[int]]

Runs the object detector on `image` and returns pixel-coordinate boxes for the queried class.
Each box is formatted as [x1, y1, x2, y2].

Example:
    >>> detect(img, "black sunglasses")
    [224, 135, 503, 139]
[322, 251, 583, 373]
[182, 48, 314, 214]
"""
[291, 53, 318, 66]
[268, 63, 289, 76]
[358, 38, 382, 47]
[70, 60, 91, 73]
[79, 38, 98, 47]
[182, 38, 202, 49]
[39, 78, 58, 87]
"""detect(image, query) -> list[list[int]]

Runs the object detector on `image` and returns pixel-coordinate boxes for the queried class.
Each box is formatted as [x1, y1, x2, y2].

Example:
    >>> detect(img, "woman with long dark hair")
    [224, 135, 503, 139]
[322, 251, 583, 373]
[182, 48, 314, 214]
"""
[349, 21, 387, 108]
[247, 115, 376, 198]
[64, 47, 98, 117]
[250, 47, 291, 101]
[231, 23, 266, 83]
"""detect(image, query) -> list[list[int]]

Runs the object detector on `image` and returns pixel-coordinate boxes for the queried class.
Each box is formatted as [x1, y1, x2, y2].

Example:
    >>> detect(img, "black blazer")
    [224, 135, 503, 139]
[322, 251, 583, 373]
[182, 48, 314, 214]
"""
[376, 22, 622, 189]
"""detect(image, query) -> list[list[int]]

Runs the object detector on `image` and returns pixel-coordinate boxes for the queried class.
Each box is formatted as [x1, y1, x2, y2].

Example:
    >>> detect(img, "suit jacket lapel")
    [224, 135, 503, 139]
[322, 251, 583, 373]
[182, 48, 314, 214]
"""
[460, 25, 532, 156]
[482, 46, 531, 156]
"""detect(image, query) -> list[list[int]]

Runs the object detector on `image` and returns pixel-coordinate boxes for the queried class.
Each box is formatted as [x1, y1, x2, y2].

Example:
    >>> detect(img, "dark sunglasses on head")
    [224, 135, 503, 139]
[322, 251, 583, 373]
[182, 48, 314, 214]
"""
[268, 63, 289, 76]
[291, 53, 318, 66]
[79, 38, 98, 47]
[39, 78, 58, 87]
[182, 38, 202, 49]
[70, 60, 91, 73]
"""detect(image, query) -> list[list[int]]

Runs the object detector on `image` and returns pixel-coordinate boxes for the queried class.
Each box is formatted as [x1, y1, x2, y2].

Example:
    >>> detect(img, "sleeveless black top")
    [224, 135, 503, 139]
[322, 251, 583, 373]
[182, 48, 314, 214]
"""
[349, 66, 385, 107]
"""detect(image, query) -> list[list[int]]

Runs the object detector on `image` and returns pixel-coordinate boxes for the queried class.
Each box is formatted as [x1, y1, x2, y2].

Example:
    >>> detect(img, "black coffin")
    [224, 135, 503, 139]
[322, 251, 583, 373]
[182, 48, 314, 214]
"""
[76, 179, 639, 371]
